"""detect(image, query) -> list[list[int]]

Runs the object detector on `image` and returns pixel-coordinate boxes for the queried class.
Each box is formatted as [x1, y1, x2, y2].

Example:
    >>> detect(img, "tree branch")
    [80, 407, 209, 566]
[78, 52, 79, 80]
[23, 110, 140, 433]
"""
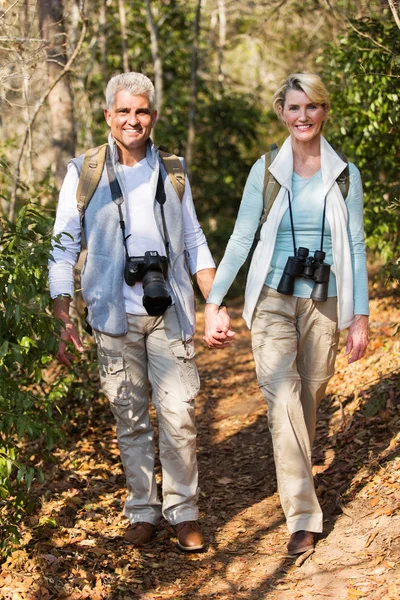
[344, 17, 393, 55]
[388, 0, 400, 30]
[0, 0, 22, 19]
[0, 36, 49, 43]
[320, 0, 394, 54]
[8, 10, 88, 221]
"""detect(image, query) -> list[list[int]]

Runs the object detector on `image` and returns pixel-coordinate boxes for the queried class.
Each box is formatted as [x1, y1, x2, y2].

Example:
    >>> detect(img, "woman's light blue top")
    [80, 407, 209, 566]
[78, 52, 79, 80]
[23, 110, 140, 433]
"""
[208, 162, 369, 315]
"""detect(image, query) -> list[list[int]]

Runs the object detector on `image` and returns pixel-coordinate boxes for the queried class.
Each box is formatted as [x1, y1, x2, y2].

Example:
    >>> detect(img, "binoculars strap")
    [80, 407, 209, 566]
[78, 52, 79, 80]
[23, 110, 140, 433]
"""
[288, 190, 328, 256]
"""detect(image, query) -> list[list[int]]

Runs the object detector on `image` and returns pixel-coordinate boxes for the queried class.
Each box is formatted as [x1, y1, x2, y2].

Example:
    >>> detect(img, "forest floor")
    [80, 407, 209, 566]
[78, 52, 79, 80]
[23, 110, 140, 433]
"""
[1, 288, 400, 600]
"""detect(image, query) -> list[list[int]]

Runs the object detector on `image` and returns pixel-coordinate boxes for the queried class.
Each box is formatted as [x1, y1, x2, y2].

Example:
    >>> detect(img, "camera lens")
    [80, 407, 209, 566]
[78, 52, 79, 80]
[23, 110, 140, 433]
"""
[142, 271, 172, 316]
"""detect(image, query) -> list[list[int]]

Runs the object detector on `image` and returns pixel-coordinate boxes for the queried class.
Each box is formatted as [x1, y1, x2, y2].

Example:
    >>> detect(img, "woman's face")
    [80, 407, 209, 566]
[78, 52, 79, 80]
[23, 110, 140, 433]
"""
[279, 89, 329, 143]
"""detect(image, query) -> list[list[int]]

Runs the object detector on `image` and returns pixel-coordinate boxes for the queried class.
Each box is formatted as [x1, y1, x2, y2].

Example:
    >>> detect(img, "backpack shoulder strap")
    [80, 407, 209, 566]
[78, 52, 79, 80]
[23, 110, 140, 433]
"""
[76, 143, 108, 222]
[243, 143, 280, 287]
[261, 143, 280, 225]
[158, 149, 186, 203]
[334, 150, 350, 200]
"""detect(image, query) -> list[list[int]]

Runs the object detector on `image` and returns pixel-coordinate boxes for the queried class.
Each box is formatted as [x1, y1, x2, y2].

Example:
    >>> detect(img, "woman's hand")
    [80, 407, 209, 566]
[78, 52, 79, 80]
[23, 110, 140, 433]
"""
[203, 303, 236, 348]
[346, 314, 369, 364]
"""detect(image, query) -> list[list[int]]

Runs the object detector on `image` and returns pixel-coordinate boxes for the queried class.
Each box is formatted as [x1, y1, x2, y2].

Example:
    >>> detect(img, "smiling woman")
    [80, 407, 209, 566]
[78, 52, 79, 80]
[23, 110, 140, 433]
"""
[273, 75, 330, 178]
[279, 91, 328, 144]
[204, 72, 370, 556]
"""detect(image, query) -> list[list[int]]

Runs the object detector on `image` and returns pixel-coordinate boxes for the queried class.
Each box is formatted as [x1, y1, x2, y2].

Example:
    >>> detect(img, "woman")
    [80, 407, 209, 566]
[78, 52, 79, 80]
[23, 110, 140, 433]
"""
[204, 73, 369, 555]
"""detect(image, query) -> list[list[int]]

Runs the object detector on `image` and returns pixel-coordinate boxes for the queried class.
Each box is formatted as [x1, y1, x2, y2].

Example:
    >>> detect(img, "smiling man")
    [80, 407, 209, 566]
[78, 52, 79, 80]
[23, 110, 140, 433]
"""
[49, 72, 232, 552]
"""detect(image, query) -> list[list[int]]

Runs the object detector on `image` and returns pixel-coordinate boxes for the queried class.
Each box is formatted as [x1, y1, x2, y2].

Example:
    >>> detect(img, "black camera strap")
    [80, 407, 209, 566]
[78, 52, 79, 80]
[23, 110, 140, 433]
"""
[155, 172, 171, 262]
[287, 190, 328, 256]
[105, 147, 170, 262]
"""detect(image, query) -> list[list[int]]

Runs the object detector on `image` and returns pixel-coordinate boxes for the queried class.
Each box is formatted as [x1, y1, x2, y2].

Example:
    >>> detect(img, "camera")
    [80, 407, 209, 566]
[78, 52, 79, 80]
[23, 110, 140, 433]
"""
[125, 251, 172, 316]
[277, 247, 330, 302]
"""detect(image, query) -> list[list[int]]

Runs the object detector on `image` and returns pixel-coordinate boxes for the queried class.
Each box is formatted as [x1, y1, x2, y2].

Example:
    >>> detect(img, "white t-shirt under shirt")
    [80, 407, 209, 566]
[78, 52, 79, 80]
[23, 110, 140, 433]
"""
[121, 160, 172, 314]
[49, 158, 215, 315]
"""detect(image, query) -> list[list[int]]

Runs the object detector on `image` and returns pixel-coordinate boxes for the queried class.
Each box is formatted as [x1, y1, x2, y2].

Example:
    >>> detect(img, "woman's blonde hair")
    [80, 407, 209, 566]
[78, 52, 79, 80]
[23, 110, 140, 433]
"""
[272, 73, 330, 116]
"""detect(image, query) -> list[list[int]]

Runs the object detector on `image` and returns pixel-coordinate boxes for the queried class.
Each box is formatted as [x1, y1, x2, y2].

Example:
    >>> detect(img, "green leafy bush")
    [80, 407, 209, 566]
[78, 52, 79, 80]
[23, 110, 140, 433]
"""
[0, 202, 70, 556]
[319, 17, 400, 263]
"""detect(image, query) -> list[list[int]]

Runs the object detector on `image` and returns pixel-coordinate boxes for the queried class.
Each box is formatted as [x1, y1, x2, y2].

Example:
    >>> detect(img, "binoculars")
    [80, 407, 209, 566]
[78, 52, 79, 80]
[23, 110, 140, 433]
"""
[277, 247, 330, 302]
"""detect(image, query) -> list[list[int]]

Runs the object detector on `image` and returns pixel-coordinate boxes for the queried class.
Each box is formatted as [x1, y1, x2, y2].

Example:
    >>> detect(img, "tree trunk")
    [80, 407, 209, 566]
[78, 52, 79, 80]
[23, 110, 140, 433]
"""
[99, 0, 107, 74]
[145, 0, 163, 122]
[118, 0, 129, 72]
[217, 0, 226, 85]
[38, 0, 75, 187]
[9, 7, 86, 222]
[186, 0, 202, 177]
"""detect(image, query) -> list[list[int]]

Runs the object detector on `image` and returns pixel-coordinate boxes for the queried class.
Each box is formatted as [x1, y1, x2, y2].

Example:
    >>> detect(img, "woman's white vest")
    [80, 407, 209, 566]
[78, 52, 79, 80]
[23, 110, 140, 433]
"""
[243, 136, 354, 331]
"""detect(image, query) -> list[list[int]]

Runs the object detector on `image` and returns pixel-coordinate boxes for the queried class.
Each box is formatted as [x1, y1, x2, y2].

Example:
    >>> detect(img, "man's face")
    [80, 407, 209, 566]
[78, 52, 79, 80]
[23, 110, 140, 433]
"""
[104, 90, 158, 161]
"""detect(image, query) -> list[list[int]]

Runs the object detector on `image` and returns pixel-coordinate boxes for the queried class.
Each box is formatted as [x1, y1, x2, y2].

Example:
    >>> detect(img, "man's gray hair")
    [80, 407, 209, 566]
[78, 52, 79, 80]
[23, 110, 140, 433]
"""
[105, 72, 156, 110]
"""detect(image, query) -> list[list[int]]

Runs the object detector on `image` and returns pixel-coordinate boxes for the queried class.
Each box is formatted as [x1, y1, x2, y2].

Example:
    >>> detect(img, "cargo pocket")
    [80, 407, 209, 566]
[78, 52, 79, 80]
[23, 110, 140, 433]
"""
[97, 350, 130, 406]
[307, 301, 340, 382]
[170, 339, 200, 400]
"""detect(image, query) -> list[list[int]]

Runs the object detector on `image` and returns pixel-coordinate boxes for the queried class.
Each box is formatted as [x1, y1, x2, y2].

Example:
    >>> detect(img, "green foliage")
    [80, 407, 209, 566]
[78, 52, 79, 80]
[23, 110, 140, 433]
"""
[319, 17, 400, 262]
[0, 202, 70, 556]
[189, 90, 269, 261]
[382, 198, 400, 286]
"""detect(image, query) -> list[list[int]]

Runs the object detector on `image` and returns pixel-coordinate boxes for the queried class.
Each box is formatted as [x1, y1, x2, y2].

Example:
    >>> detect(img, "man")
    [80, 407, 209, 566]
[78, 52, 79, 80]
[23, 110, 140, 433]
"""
[49, 72, 232, 551]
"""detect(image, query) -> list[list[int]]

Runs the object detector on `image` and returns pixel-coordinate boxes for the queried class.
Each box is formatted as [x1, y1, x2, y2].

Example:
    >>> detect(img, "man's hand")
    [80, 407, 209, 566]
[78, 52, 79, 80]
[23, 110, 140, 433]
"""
[53, 296, 84, 367]
[345, 314, 369, 364]
[203, 303, 235, 348]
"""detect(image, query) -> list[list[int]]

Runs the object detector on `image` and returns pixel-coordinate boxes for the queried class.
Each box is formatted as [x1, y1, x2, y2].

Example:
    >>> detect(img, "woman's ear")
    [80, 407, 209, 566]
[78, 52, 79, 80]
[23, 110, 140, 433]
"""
[278, 104, 285, 123]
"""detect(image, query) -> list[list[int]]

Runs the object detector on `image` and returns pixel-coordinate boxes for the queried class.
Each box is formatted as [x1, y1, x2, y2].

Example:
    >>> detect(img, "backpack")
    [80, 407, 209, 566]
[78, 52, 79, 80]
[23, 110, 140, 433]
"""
[75, 143, 186, 229]
[244, 143, 350, 283]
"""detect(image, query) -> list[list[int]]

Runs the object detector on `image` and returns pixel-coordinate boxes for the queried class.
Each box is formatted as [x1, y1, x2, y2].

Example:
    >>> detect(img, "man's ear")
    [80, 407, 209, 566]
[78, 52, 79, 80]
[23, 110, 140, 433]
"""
[151, 110, 158, 128]
[104, 108, 111, 127]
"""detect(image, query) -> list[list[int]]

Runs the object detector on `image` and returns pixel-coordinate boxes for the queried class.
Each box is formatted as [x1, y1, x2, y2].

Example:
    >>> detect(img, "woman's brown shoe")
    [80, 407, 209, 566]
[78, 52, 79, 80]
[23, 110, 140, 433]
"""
[124, 522, 155, 546]
[174, 521, 205, 552]
[287, 530, 315, 555]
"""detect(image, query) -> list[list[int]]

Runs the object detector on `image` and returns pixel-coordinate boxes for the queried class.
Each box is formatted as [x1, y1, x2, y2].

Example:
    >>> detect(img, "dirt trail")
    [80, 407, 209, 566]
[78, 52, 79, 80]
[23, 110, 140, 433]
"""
[1, 294, 399, 599]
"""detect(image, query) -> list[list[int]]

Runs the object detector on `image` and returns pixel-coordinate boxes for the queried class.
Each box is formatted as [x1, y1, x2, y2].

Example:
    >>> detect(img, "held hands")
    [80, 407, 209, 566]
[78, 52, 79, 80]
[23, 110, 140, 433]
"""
[345, 314, 369, 364]
[203, 303, 236, 349]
